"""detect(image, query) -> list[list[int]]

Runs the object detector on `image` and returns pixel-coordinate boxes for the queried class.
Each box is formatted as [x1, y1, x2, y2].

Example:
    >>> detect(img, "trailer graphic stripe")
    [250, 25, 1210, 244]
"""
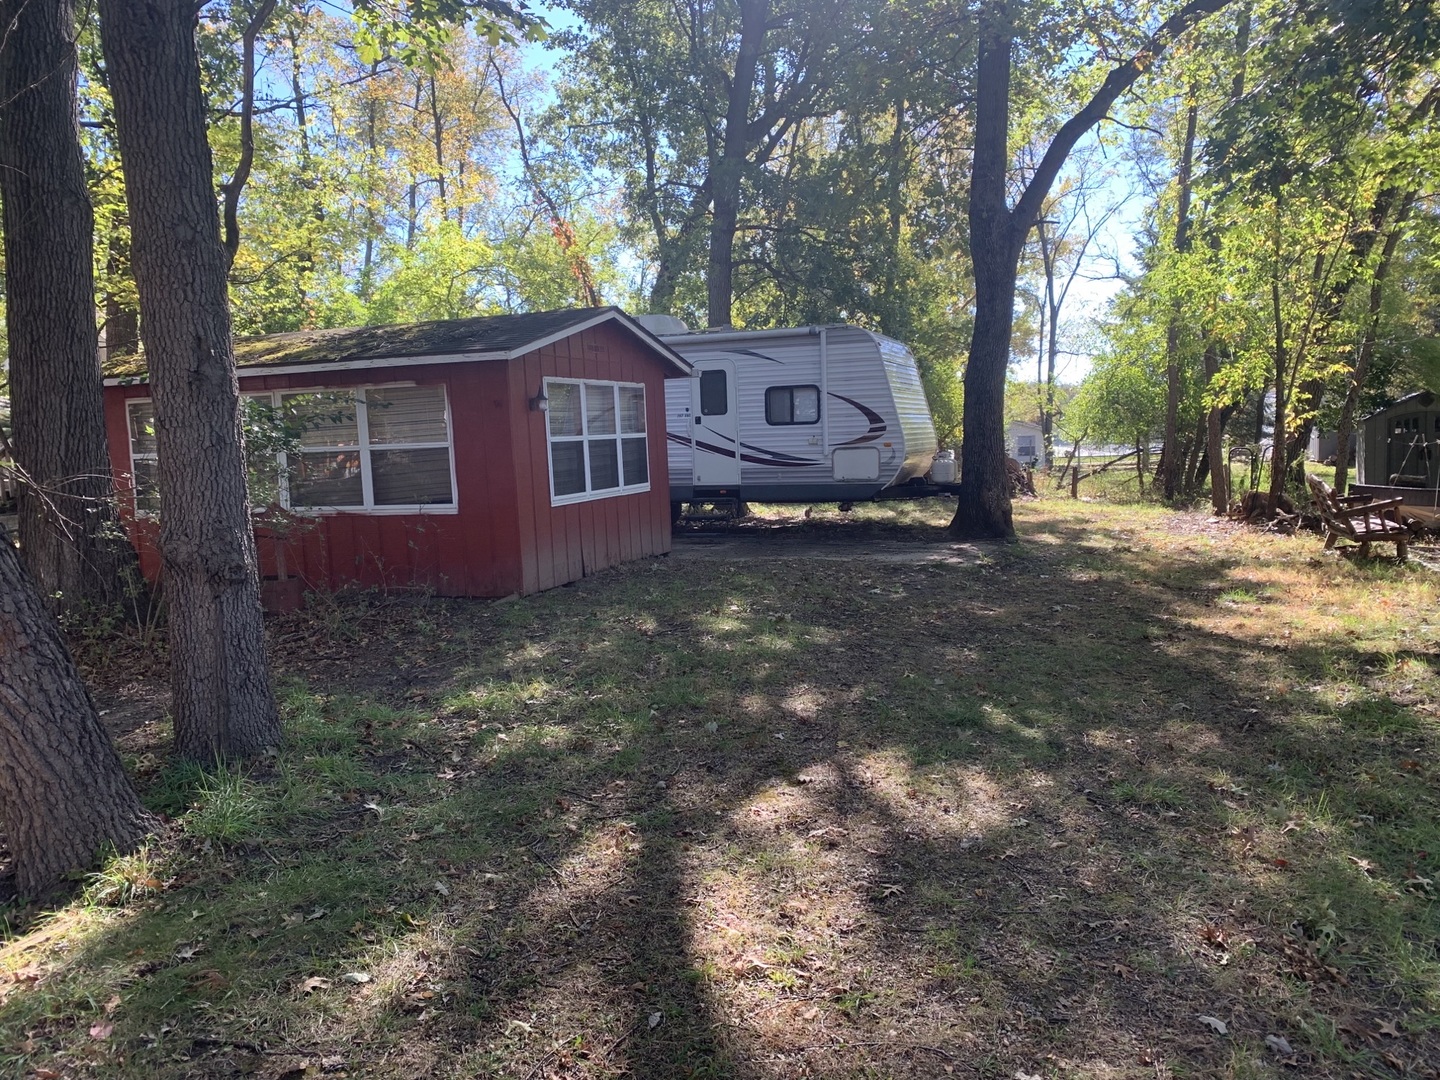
[828, 393, 888, 445]
[666, 431, 818, 468]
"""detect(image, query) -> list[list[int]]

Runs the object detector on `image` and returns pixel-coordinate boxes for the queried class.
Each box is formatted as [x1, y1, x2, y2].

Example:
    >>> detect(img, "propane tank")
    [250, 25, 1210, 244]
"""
[929, 449, 957, 485]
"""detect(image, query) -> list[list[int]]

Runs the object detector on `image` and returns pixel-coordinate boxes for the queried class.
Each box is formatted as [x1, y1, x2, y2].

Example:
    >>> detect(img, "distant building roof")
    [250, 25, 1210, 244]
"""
[1363, 390, 1437, 420]
[103, 307, 692, 383]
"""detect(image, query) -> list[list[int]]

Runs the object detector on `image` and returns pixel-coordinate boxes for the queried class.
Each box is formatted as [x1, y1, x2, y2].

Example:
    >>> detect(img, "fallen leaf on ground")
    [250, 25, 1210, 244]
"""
[1265, 1034, 1294, 1056]
[341, 972, 371, 984]
[1198, 1015, 1228, 1035]
[300, 976, 331, 993]
[1377, 1018, 1402, 1038]
[648, 1011, 662, 1029]
[89, 1021, 114, 1040]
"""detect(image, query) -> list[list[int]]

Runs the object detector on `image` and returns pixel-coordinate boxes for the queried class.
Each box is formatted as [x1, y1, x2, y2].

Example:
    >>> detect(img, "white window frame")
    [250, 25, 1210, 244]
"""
[545, 378, 650, 507]
[126, 383, 459, 517]
[124, 398, 161, 516]
[764, 384, 821, 426]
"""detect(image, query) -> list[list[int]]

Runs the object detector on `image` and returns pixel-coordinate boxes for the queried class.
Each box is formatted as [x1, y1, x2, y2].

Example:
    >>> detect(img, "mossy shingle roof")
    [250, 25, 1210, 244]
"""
[103, 307, 689, 381]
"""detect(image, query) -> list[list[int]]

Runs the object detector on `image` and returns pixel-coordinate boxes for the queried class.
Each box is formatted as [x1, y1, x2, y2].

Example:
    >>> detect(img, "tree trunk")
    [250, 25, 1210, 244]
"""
[881, 93, 908, 326]
[1043, 281, 1059, 469]
[706, 0, 768, 328]
[0, 528, 151, 899]
[1205, 341, 1228, 512]
[0, 0, 137, 617]
[948, 0, 1232, 539]
[1335, 194, 1414, 492]
[1267, 223, 1289, 509]
[97, 0, 280, 761]
[104, 229, 141, 361]
[951, 17, 1019, 540]
[1162, 100, 1198, 501]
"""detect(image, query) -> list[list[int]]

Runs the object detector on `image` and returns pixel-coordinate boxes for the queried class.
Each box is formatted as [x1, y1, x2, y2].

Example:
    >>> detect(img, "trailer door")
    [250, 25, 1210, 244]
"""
[692, 361, 741, 487]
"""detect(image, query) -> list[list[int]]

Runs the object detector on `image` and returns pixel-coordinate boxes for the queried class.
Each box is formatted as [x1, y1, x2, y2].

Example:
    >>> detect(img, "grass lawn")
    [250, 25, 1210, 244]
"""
[2, 496, 1437, 1079]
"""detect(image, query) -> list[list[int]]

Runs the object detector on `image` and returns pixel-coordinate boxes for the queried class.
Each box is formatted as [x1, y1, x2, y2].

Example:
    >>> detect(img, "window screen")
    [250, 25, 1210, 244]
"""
[699, 370, 728, 415]
[765, 385, 820, 425]
[134, 386, 456, 515]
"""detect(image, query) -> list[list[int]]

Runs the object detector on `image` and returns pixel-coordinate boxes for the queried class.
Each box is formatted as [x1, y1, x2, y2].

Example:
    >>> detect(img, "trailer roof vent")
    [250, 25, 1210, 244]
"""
[635, 313, 690, 336]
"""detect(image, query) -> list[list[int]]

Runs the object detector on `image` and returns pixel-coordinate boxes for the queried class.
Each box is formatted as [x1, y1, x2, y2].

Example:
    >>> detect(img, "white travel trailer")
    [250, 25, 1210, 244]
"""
[639, 318, 941, 508]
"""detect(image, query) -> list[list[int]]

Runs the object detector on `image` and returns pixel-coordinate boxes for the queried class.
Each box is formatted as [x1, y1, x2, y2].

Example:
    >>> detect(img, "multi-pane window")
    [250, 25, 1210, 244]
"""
[764, 385, 820, 425]
[125, 400, 160, 513]
[125, 384, 456, 515]
[546, 379, 648, 505]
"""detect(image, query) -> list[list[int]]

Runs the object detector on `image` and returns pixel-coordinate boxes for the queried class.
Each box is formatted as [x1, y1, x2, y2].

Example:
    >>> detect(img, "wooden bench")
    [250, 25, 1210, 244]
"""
[1306, 474, 1409, 560]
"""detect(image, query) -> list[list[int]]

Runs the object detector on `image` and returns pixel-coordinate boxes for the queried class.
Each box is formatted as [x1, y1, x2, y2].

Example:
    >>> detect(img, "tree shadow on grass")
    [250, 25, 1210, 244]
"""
[2, 512, 1437, 1078]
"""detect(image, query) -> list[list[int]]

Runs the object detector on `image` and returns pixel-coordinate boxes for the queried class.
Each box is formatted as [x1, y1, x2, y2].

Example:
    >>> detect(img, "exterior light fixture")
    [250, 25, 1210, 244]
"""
[531, 387, 549, 413]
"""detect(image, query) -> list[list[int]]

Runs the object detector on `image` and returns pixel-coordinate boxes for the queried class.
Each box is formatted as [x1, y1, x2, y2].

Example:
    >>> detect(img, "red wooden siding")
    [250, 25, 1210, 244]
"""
[507, 322, 673, 595]
[103, 322, 675, 604]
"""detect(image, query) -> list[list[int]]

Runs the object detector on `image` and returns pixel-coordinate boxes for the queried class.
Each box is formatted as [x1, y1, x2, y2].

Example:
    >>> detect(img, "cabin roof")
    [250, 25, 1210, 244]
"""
[103, 307, 692, 384]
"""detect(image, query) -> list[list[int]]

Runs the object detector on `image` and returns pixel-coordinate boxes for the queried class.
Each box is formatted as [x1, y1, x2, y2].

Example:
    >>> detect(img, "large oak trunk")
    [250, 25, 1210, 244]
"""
[950, 19, 1017, 540]
[955, 241, 1021, 539]
[98, 0, 279, 761]
[0, 529, 151, 898]
[0, 0, 136, 616]
[948, 0, 1231, 538]
[706, 0, 768, 329]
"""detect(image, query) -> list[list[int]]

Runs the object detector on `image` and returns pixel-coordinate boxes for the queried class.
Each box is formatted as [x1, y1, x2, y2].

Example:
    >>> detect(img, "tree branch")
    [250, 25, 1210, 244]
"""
[1012, 0, 1233, 232]
[221, 0, 279, 269]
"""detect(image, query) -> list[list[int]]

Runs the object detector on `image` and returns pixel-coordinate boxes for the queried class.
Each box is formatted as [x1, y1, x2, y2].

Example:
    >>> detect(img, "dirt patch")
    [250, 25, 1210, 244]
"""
[672, 507, 992, 564]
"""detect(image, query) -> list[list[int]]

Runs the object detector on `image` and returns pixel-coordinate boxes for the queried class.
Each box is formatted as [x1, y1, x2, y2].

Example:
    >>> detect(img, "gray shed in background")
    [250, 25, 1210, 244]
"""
[1352, 391, 1440, 508]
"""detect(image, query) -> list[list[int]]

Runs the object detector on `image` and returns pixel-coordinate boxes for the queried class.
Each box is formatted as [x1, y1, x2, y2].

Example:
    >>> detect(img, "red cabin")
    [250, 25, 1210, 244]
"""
[102, 307, 692, 608]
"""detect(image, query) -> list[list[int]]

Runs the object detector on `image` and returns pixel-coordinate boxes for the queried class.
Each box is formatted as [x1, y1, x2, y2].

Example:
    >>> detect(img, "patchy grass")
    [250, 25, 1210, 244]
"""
[2, 497, 1438, 1079]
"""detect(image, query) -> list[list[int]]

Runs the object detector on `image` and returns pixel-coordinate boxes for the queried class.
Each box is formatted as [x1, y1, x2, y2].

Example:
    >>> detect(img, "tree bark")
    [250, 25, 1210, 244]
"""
[950, 0, 1232, 539]
[98, 0, 280, 761]
[1266, 205, 1289, 507]
[1162, 100, 1198, 501]
[0, 0, 137, 617]
[951, 14, 1020, 539]
[1335, 194, 1415, 491]
[1205, 341, 1228, 512]
[706, 0, 768, 328]
[0, 528, 152, 899]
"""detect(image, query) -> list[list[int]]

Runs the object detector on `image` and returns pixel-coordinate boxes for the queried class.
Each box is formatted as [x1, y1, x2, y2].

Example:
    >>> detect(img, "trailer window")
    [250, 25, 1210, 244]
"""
[699, 370, 728, 415]
[765, 385, 820, 425]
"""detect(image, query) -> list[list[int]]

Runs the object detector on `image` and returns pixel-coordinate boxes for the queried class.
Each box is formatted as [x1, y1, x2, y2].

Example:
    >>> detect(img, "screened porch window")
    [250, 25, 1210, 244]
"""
[125, 384, 457, 516]
[546, 379, 648, 505]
